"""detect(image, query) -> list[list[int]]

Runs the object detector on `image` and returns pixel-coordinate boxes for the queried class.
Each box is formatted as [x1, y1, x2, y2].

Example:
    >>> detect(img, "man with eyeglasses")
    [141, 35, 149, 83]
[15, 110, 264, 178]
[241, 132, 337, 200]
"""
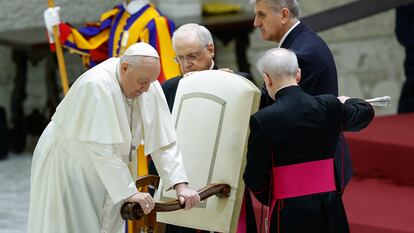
[149, 23, 216, 233]
[161, 23, 251, 111]
[147, 23, 252, 233]
[162, 23, 218, 111]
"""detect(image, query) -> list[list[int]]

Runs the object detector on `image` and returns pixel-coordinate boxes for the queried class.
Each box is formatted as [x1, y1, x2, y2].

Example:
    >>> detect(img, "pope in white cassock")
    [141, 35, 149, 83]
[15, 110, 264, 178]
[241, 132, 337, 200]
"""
[27, 42, 200, 233]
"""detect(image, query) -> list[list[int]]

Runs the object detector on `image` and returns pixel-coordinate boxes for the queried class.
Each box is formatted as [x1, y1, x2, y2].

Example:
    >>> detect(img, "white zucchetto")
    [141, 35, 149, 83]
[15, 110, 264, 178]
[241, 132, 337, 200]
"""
[124, 42, 159, 58]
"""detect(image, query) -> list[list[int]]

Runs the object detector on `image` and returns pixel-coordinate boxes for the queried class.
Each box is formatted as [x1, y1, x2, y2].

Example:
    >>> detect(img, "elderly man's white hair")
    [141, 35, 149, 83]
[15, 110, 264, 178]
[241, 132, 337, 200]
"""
[172, 23, 213, 49]
[250, 0, 300, 18]
[257, 48, 298, 79]
[121, 42, 159, 65]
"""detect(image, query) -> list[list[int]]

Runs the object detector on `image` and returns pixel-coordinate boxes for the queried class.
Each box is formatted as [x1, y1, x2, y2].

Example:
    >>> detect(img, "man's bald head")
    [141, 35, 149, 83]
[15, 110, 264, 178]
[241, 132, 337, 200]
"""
[257, 48, 298, 80]
[257, 48, 301, 99]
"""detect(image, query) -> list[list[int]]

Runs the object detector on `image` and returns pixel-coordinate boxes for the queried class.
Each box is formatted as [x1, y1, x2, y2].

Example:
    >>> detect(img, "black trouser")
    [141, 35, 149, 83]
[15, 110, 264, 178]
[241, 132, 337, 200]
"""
[271, 192, 350, 233]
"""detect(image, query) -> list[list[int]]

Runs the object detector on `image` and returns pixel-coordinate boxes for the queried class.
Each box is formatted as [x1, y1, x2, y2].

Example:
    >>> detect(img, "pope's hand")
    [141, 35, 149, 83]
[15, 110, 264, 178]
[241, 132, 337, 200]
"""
[174, 183, 200, 210]
[128, 192, 155, 215]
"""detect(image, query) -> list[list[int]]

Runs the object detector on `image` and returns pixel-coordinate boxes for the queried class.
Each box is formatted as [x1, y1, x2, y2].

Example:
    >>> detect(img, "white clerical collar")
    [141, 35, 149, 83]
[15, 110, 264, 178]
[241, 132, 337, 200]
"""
[278, 21, 300, 48]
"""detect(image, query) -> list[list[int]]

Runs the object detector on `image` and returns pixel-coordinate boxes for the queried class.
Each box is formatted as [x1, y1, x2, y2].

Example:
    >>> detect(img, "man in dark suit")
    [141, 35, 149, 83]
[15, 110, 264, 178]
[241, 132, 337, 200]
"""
[252, 0, 353, 192]
[244, 48, 374, 233]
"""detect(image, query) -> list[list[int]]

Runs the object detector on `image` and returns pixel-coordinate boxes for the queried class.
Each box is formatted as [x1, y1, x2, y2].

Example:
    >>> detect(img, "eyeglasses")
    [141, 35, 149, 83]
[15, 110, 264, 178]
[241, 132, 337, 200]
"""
[173, 49, 204, 64]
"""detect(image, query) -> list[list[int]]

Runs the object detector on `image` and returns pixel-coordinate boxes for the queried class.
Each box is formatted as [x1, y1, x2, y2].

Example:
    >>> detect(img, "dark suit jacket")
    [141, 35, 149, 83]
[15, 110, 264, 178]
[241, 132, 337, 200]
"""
[261, 22, 354, 190]
[244, 85, 374, 232]
[260, 22, 338, 106]
[396, 4, 414, 48]
[281, 22, 338, 95]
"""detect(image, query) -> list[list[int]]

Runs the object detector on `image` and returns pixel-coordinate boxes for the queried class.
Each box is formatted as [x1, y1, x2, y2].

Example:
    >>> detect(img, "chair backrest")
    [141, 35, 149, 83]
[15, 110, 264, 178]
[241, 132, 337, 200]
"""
[155, 70, 260, 233]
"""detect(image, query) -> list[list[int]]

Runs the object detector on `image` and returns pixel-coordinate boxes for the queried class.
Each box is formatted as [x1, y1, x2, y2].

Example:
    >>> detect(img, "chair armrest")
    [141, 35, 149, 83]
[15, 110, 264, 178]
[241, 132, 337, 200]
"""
[120, 183, 231, 220]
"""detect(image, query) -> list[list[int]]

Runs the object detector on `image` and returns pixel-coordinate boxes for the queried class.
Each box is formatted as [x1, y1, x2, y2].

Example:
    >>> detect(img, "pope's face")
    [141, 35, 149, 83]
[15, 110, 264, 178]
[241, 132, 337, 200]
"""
[254, 0, 284, 42]
[120, 58, 160, 99]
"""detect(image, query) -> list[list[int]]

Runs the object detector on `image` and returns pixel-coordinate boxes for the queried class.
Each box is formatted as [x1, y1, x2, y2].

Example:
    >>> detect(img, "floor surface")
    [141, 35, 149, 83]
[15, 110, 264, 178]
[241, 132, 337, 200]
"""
[0, 153, 31, 233]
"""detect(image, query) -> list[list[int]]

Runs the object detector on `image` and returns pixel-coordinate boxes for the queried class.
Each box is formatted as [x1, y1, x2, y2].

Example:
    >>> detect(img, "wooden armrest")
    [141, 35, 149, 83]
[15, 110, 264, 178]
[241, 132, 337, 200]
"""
[120, 183, 231, 220]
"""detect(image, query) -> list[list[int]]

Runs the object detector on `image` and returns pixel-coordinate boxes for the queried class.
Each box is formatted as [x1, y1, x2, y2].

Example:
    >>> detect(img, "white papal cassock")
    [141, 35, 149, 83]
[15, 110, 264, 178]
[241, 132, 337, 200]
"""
[27, 57, 188, 233]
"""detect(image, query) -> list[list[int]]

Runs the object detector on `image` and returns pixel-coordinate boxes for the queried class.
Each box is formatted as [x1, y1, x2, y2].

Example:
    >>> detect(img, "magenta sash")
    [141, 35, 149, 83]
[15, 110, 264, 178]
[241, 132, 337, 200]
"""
[267, 158, 337, 232]
[272, 158, 336, 199]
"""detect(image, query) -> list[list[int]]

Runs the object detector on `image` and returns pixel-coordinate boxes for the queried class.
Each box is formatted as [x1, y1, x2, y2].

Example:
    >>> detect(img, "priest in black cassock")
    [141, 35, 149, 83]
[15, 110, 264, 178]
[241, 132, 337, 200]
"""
[243, 48, 374, 233]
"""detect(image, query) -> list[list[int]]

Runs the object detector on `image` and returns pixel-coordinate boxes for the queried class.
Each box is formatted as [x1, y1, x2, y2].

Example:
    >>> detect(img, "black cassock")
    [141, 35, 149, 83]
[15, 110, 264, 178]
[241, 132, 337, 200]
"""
[261, 22, 355, 192]
[244, 86, 374, 233]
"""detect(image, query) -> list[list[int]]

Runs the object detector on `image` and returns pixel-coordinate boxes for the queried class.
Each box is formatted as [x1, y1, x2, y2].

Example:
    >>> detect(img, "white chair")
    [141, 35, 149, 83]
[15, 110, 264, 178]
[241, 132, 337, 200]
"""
[122, 70, 260, 233]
